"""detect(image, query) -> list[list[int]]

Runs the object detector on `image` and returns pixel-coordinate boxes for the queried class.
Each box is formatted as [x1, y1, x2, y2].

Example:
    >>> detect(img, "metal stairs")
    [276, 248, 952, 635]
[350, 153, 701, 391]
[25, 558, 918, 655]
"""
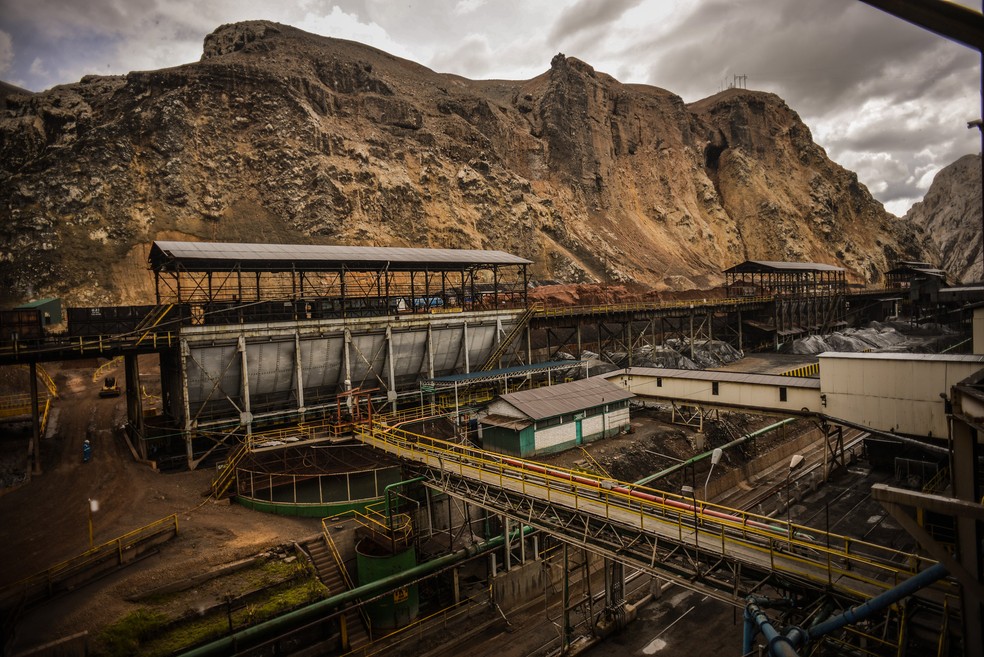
[303, 536, 370, 651]
[479, 303, 540, 371]
[209, 440, 249, 499]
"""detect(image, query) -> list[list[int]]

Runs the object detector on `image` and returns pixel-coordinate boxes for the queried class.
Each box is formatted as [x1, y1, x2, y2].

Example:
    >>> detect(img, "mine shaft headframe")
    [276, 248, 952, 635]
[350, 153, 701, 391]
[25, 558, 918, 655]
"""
[857, 0, 984, 52]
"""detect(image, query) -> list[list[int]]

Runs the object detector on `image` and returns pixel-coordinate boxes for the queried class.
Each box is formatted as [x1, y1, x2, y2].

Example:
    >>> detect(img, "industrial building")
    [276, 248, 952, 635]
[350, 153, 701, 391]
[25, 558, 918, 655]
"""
[605, 367, 821, 415]
[479, 377, 634, 456]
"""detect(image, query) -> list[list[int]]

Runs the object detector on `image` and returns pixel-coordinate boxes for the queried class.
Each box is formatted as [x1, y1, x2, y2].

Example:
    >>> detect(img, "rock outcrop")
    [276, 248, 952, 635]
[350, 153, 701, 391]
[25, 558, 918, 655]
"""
[904, 153, 982, 283]
[0, 21, 928, 305]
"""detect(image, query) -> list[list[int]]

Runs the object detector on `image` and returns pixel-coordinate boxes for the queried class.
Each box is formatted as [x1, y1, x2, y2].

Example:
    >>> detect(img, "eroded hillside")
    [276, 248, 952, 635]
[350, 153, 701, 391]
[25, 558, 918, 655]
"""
[0, 21, 927, 305]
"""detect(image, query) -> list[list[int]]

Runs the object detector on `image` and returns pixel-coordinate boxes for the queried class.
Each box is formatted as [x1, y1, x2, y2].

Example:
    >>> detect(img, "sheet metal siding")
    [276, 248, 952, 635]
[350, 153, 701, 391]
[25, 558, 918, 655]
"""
[187, 344, 240, 405]
[482, 426, 523, 457]
[389, 329, 429, 385]
[299, 337, 345, 389]
[613, 372, 821, 413]
[250, 341, 296, 395]
[179, 314, 506, 425]
[819, 356, 984, 438]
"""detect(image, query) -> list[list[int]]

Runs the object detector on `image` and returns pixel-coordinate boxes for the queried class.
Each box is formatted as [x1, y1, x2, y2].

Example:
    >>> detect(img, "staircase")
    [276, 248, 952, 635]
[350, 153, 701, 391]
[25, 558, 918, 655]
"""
[134, 304, 175, 346]
[479, 304, 540, 371]
[304, 536, 370, 652]
[209, 440, 249, 499]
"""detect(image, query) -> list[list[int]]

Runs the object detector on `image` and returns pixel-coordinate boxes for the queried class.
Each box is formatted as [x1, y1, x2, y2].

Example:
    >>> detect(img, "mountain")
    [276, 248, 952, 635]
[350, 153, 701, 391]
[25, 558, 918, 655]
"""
[0, 20, 926, 306]
[904, 153, 982, 283]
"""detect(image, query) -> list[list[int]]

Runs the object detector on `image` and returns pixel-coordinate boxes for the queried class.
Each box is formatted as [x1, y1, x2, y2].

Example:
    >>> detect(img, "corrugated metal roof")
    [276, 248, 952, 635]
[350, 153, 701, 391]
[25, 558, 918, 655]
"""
[149, 240, 532, 271]
[817, 352, 984, 363]
[724, 260, 845, 274]
[612, 367, 822, 389]
[498, 378, 635, 421]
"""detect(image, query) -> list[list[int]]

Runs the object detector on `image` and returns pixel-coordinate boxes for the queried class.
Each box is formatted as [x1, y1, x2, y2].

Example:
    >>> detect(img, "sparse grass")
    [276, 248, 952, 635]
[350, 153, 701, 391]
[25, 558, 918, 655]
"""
[96, 609, 169, 657]
[92, 557, 329, 656]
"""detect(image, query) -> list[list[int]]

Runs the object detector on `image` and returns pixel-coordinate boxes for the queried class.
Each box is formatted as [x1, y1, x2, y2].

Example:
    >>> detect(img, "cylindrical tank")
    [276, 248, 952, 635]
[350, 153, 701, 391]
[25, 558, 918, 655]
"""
[355, 539, 419, 630]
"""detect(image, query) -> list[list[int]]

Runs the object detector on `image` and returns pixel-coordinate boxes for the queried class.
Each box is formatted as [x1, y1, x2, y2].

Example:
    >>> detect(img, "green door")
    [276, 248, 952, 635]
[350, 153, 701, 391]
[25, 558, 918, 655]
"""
[575, 419, 583, 445]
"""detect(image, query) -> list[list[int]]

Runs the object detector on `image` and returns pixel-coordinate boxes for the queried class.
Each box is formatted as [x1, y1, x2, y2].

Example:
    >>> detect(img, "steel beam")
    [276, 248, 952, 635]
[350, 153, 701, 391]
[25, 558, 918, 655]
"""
[858, 0, 984, 51]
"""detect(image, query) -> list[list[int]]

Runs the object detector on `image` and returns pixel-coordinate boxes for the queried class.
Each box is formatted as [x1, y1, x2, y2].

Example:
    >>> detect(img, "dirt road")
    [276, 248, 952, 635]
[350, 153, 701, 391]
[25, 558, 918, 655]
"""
[1, 361, 320, 650]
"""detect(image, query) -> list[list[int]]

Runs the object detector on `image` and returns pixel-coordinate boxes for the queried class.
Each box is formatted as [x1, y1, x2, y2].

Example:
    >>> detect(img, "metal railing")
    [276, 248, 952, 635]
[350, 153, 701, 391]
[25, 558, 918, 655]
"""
[211, 441, 250, 498]
[354, 420, 946, 603]
[321, 518, 373, 640]
[0, 514, 179, 608]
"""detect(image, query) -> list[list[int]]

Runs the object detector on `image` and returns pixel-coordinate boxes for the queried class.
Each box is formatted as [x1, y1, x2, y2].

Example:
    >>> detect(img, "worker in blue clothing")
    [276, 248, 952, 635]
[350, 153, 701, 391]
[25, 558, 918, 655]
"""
[82, 439, 92, 463]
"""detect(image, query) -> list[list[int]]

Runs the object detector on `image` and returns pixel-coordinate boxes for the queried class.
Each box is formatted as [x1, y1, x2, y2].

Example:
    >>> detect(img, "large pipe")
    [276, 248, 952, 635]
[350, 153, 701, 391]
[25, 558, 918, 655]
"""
[634, 418, 799, 486]
[181, 526, 531, 657]
[744, 600, 806, 657]
[742, 562, 950, 656]
[807, 562, 949, 639]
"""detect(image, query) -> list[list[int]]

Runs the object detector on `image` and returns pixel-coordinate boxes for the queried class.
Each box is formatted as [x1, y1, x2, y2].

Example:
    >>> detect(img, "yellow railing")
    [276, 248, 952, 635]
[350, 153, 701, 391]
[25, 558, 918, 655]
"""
[355, 420, 946, 603]
[321, 517, 374, 640]
[210, 442, 250, 498]
[0, 393, 52, 420]
[134, 304, 175, 346]
[92, 355, 123, 383]
[922, 467, 950, 495]
[0, 514, 179, 606]
[34, 364, 58, 398]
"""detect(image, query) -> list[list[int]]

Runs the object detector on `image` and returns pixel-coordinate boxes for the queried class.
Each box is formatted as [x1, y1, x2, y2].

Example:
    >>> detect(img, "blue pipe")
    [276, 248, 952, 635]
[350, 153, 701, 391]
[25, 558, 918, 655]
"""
[808, 562, 949, 639]
[743, 563, 949, 657]
[744, 600, 805, 657]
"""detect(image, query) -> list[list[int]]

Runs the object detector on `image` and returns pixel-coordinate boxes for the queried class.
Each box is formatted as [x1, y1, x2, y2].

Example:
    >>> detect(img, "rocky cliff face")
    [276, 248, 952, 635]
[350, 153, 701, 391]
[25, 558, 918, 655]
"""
[0, 20, 926, 305]
[904, 153, 982, 283]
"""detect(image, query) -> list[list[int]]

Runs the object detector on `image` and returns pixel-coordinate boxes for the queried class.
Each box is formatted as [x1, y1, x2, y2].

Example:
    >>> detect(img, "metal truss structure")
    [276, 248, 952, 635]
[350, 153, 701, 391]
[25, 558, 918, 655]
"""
[355, 420, 958, 655]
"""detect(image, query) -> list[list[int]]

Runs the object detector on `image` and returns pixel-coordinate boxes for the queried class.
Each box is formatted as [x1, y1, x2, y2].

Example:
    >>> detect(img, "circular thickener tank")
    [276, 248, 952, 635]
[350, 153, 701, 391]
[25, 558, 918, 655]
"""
[355, 539, 419, 630]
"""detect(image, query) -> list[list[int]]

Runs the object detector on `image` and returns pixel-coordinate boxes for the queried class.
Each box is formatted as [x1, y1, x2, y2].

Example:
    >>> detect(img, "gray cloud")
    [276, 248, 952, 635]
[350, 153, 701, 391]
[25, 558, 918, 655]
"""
[0, 0, 978, 216]
[548, 0, 643, 45]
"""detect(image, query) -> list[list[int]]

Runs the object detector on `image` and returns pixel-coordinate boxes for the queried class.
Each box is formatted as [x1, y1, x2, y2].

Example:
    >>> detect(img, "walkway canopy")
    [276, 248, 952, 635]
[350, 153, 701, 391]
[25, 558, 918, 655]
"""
[724, 260, 846, 297]
[148, 241, 532, 312]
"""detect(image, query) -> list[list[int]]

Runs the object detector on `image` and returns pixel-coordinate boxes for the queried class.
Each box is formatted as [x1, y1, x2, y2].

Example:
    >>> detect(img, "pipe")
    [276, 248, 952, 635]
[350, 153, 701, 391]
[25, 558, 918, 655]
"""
[819, 413, 948, 455]
[181, 526, 533, 657]
[634, 418, 798, 486]
[807, 562, 948, 639]
[383, 476, 426, 527]
[743, 562, 950, 657]
[744, 601, 805, 657]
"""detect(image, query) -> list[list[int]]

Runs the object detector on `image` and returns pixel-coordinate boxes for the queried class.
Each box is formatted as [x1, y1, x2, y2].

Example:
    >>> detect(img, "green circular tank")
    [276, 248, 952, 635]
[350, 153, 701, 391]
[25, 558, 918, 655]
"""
[355, 539, 419, 630]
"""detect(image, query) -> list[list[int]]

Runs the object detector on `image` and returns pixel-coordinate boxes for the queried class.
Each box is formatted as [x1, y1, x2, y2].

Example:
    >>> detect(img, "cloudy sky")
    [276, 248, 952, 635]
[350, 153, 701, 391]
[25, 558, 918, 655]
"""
[0, 0, 979, 215]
